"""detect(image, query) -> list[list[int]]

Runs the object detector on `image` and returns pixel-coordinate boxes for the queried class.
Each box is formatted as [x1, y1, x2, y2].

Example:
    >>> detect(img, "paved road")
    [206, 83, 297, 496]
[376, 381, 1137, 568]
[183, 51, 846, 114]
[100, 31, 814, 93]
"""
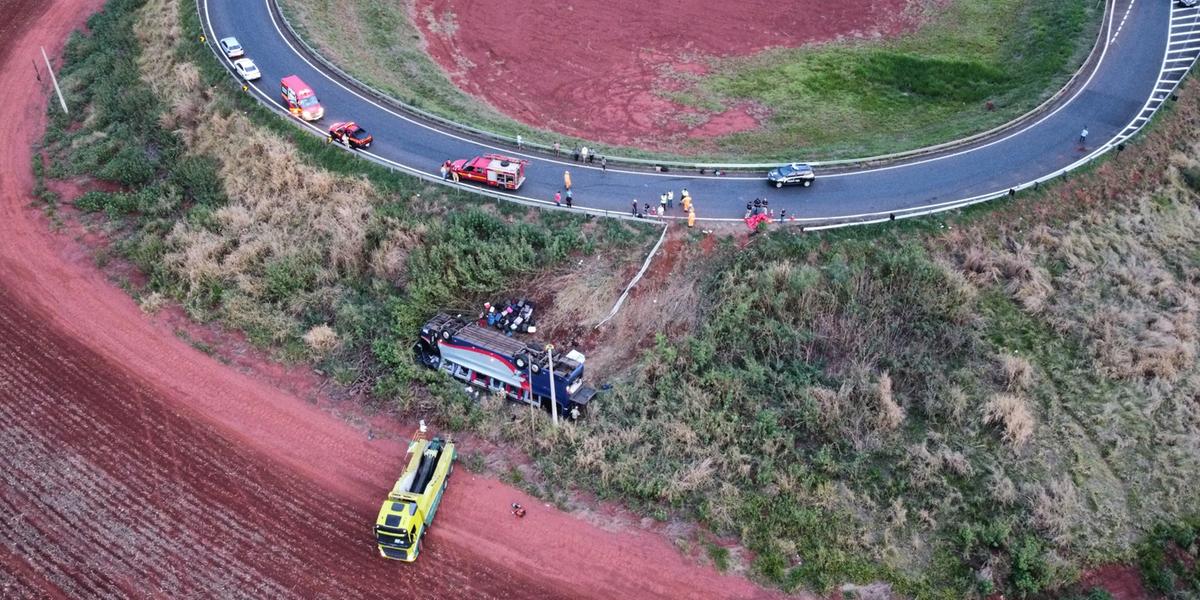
[202, 0, 1199, 222]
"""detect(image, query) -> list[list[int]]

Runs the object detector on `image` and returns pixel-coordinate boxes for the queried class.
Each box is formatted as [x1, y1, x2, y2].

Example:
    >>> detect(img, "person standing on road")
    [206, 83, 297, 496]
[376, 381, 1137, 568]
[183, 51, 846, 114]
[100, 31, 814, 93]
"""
[601, 156, 607, 172]
[657, 203, 664, 218]
[516, 134, 524, 149]
[667, 190, 674, 209]
[563, 170, 572, 190]
[687, 207, 696, 229]
[780, 209, 786, 224]
[580, 146, 589, 163]
[565, 189, 573, 207]
[554, 191, 562, 206]
[632, 199, 639, 216]
[1079, 126, 1089, 146]
[554, 142, 561, 156]
[659, 193, 668, 214]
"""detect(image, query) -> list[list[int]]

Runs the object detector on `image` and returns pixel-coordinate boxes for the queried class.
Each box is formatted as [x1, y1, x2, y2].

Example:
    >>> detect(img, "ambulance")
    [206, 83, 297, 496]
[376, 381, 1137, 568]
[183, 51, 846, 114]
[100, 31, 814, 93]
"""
[280, 75, 324, 121]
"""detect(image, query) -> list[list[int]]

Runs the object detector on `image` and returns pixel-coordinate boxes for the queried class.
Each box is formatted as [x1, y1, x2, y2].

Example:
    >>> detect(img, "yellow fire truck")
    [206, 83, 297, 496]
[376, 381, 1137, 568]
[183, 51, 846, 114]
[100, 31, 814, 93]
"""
[374, 421, 456, 561]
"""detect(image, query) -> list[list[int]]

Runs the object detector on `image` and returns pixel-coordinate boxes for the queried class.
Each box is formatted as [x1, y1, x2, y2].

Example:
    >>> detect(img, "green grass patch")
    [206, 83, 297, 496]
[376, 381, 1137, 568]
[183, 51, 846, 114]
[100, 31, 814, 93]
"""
[699, 0, 1099, 158]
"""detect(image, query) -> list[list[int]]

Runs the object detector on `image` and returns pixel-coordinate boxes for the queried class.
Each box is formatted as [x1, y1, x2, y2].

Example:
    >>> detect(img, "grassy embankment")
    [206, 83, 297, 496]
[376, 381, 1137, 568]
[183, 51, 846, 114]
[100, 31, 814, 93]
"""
[38, 0, 655, 410]
[39, 0, 1200, 598]
[278, 0, 1098, 161]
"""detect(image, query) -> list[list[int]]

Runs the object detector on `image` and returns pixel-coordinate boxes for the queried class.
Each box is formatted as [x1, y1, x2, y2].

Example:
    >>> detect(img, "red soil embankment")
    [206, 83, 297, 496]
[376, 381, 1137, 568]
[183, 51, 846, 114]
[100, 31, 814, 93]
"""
[0, 0, 787, 598]
[414, 0, 923, 147]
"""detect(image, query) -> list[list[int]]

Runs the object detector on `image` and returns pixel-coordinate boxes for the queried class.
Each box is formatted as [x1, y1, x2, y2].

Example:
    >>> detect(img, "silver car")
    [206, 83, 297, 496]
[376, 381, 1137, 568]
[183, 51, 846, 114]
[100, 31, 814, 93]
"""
[218, 36, 244, 58]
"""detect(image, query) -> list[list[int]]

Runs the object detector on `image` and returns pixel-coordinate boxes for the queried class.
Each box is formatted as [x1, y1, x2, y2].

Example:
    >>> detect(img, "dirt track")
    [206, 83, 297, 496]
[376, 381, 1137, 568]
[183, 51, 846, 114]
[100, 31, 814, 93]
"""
[413, 0, 923, 147]
[0, 0, 786, 598]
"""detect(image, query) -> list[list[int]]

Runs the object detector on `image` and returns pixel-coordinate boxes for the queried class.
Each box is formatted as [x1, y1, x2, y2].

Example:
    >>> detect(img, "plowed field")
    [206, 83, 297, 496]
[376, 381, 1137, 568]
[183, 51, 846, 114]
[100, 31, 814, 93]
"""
[0, 0, 785, 598]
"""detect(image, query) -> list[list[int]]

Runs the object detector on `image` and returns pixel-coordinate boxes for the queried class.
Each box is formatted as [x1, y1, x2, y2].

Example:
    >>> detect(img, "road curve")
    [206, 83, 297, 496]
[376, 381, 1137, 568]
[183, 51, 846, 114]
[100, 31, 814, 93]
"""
[203, 0, 1198, 223]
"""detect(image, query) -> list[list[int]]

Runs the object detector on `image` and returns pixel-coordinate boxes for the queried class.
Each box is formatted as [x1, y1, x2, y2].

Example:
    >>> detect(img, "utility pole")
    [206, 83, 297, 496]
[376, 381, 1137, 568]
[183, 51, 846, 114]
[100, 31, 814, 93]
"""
[546, 344, 559, 426]
[41, 47, 67, 115]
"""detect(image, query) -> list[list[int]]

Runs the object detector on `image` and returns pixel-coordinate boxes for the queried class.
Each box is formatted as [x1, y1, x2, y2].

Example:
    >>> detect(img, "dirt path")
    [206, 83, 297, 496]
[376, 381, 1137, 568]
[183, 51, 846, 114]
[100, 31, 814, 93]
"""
[413, 0, 923, 148]
[0, 0, 787, 598]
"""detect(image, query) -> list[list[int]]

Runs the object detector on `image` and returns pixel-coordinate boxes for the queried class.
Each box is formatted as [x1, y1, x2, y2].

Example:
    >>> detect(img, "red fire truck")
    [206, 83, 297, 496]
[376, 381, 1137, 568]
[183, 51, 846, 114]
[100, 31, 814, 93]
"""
[449, 154, 527, 190]
[280, 75, 324, 121]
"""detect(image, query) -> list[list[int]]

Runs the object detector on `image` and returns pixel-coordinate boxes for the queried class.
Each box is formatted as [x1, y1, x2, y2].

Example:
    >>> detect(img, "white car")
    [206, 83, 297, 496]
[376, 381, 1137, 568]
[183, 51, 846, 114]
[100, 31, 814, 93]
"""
[233, 58, 260, 81]
[218, 36, 244, 58]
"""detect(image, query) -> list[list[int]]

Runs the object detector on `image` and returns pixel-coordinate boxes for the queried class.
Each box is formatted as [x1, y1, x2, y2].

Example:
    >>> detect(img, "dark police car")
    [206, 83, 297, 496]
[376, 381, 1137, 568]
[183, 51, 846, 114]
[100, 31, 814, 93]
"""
[766, 163, 815, 188]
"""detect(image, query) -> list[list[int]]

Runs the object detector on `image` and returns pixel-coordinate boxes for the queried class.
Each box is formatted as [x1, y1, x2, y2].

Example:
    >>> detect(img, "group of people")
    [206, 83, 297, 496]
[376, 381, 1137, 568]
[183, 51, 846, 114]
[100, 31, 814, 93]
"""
[632, 188, 696, 227]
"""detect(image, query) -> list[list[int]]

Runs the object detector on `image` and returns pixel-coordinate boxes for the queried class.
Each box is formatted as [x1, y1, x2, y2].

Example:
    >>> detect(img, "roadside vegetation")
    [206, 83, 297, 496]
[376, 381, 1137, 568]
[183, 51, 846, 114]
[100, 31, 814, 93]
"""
[278, 0, 1099, 161]
[38, 0, 1200, 599]
[40, 0, 654, 391]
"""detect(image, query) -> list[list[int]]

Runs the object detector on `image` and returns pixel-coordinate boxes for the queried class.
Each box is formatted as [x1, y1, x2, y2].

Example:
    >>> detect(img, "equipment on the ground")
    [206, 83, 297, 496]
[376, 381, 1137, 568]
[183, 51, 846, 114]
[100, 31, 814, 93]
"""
[414, 313, 596, 419]
[374, 421, 457, 561]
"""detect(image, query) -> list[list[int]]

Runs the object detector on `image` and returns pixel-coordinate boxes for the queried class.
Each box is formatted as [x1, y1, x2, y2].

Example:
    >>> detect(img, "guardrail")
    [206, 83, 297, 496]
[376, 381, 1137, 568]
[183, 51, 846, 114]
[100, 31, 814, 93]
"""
[200, 0, 1192, 231]
[269, 0, 1112, 171]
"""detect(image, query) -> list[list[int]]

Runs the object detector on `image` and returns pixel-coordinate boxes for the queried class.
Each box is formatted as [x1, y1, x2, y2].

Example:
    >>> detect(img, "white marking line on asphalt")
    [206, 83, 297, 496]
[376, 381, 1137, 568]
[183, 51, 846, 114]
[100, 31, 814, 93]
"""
[203, 0, 1188, 224]
[255, 0, 1123, 182]
[254, 0, 765, 181]
[1163, 66, 1193, 72]
[1111, 0, 1137, 42]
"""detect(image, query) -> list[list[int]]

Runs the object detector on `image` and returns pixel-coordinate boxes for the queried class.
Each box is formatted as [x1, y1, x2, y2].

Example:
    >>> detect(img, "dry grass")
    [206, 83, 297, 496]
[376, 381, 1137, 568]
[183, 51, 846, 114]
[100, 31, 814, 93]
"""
[135, 0, 418, 344]
[981, 393, 1035, 449]
[303, 324, 340, 355]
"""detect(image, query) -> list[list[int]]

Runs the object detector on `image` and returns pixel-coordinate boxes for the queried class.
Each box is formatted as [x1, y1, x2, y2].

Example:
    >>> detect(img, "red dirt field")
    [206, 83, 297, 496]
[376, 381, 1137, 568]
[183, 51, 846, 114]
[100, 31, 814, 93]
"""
[0, 0, 790, 598]
[412, 0, 926, 147]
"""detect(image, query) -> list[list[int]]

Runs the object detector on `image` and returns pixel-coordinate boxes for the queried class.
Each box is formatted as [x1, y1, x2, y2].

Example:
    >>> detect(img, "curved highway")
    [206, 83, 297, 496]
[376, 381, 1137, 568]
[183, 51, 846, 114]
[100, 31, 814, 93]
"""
[201, 0, 1199, 224]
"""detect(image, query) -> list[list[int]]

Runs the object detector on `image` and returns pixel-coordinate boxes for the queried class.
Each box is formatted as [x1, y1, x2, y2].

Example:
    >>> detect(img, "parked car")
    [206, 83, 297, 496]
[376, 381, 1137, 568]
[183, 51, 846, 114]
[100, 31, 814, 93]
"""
[328, 121, 373, 149]
[766, 163, 815, 188]
[233, 58, 260, 81]
[218, 37, 244, 58]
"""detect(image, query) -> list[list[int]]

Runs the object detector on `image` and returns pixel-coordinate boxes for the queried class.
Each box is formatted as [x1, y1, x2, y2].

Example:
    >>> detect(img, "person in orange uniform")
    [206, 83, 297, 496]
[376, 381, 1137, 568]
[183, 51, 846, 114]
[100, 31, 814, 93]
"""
[687, 207, 696, 228]
[563, 170, 572, 190]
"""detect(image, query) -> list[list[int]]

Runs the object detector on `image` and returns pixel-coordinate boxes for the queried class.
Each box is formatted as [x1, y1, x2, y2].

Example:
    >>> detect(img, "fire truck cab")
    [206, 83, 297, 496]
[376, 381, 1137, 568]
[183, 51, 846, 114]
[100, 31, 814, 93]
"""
[280, 75, 324, 121]
[450, 154, 527, 190]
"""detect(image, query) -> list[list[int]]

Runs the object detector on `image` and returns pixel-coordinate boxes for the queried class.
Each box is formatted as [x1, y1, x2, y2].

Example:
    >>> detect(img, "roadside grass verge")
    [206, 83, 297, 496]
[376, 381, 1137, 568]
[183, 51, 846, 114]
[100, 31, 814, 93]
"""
[697, 0, 1100, 158]
[278, 0, 1099, 161]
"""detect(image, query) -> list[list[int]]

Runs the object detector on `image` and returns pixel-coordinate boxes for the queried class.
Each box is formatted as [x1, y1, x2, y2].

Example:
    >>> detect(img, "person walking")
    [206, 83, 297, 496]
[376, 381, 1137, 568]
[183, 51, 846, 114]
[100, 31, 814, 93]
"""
[554, 191, 562, 206]
[554, 141, 561, 156]
[1079, 126, 1089, 146]
[563, 170, 572, 190]
[657, 203, 664, 218]
[667, 190, 674, 209]
[600, 156, 607, 172]
[682, 194, 692, 214]
[565, 189, 573, 207]
[779, 209, 786, 224]
[516, 134, 523, 149]
[687, 207, 696, 229]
